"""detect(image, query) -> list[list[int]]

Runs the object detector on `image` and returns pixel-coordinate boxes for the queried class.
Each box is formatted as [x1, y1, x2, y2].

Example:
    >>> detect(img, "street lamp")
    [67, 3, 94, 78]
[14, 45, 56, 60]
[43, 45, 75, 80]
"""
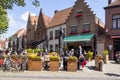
[58, 27, 64, 56]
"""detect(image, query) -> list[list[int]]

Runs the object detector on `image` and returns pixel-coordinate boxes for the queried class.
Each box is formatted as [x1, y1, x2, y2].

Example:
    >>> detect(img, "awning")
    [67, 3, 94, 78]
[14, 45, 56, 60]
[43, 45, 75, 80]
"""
[111, 35, 120, 38]
[63, 34, 94, 42]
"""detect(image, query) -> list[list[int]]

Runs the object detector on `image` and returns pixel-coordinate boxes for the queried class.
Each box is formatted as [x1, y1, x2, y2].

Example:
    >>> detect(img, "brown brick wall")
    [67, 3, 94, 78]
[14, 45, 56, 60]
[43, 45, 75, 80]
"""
[66, 0, 96, 36]
[105, 7, 120, 35]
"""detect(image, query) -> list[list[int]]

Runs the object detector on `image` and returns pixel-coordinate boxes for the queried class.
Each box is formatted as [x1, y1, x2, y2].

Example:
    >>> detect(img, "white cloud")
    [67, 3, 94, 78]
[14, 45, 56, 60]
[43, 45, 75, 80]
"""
[21, 11, 37, 22]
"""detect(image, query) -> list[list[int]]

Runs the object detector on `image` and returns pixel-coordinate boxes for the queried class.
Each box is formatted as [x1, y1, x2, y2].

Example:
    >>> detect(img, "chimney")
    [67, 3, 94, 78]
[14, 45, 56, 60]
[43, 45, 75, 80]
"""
[108, 0, 112, 5]
[54, 10, 58, 14]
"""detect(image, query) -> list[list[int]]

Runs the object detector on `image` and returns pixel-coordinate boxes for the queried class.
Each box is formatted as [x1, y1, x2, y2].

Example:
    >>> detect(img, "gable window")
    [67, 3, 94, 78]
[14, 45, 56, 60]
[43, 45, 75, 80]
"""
[55, 30, 59, 39]
[82, 23, 90, 33]
[112, 14, 120, 29]
[50, 31, 53, 40]
[76, 10, 83, 17]
[70, 25, 77, 34]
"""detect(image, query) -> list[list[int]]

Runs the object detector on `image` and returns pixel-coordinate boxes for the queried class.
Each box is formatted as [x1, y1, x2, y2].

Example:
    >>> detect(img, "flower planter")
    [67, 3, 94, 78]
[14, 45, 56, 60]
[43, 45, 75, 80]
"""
[49, 61, 59, 71]
[28, 59, 42, 71]
[104, 55, 109, 64]
[67, 61, 77, 72]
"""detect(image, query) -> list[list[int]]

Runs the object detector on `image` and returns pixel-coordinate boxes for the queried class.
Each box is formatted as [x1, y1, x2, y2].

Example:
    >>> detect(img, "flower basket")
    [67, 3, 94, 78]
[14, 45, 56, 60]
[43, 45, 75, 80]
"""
[75, 14, 83, 17]
[87, 51, 93, 61]
[67, 56, 77, 71]
[103, 49, 109, 64]
[49, 56, 60, 71]
[28, 54, 42, 71]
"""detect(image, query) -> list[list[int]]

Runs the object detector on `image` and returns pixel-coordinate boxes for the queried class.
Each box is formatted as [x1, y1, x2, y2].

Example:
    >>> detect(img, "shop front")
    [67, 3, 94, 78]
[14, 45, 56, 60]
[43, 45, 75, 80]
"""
[63, 34, 95, 54]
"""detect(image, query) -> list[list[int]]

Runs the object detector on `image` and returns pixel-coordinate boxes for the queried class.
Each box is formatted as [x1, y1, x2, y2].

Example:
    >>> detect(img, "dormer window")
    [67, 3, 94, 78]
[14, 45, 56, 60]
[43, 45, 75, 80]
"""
[75, 10, 83, 17]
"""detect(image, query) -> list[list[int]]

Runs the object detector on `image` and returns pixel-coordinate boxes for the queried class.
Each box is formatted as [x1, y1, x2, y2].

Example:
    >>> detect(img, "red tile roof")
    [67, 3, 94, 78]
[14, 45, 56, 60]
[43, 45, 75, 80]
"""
[42, 14, 52, 27]
[13, 28, 26, 37]
[30, 16, 38, 25]
[48, 7, 73, 28]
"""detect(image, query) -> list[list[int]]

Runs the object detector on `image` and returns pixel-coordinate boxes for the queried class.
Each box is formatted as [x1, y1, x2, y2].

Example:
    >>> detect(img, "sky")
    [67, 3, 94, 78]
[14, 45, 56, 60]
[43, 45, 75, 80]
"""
[2, 0, 108, 39]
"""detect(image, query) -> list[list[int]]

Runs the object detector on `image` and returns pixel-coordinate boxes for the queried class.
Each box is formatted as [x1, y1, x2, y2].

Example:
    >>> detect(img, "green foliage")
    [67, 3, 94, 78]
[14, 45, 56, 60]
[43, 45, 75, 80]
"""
[34, 48, 40, 53]
[27, 48, 33, 53]
[67, 56, 77, 62]
[104, 49, 108, 56]
[28, 53, 41, 61]
[0, 6, 8, 34]
[49, 56, 60, 61]
[0, 0, 40, 9]
[31, 56, 41, 61]
[87, 51, 93, 58]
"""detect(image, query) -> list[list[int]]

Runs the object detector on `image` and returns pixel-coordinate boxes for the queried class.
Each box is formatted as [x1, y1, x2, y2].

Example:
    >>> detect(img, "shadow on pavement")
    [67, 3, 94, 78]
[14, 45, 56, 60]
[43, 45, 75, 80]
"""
[105, 73, 120, 77]
[86, 66, 96, 71]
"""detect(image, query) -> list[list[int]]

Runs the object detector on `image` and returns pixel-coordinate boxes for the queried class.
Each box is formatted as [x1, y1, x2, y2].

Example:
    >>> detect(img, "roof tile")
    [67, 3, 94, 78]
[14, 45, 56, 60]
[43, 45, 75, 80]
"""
[48, 7, 73, 28]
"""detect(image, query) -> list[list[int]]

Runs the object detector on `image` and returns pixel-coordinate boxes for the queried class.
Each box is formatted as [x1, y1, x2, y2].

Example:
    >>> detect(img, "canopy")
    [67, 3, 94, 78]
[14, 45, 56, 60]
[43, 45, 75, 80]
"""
[63, 34, 94, 43]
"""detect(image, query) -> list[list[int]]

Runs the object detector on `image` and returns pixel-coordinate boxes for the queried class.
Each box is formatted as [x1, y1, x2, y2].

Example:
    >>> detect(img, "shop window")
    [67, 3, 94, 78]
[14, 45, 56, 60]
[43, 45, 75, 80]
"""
[112, 14, 120, 29]
[82, 23, 90, 33]
[70, 25, 77, 34]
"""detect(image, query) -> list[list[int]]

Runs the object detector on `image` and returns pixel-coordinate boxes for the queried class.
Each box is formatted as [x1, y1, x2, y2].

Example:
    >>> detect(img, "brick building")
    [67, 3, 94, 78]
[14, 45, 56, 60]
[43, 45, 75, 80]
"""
[34, 9, 52, 49]
[26, 13, 38, 48]
[64, 0, 105, 56]
[26, 9, 51, 49]
[104, 0, 120, 60]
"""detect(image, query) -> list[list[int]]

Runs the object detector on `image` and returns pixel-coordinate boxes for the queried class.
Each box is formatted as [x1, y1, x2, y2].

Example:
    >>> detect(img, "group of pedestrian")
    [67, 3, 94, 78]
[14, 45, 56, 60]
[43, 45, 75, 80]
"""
[63, 45, 87, 70]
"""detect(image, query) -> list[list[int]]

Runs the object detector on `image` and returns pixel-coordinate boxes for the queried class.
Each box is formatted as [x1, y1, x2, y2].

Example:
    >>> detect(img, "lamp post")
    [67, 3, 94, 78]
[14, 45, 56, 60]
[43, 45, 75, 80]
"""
[58, 27, 64, 56]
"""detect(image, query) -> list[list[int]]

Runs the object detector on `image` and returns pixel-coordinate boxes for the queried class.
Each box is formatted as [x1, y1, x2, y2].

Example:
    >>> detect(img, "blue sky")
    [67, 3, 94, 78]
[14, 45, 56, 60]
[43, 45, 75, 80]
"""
[2, 0, 108, 39]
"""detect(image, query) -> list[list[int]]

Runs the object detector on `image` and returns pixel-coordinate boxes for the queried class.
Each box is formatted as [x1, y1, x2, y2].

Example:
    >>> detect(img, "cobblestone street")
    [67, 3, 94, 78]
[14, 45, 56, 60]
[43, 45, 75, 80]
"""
[0, 60, 119, 80]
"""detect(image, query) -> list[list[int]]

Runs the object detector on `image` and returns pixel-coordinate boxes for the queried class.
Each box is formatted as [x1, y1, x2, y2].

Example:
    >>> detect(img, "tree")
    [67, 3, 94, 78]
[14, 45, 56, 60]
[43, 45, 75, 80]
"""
[0, 6, 8, 35]
[0, 0, 40, 9]
[0, 0, 40, 35]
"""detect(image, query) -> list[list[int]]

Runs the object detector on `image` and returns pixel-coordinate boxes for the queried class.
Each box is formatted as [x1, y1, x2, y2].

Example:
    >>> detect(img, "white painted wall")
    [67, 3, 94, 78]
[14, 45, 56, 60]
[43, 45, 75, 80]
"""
[47, 24, 66, 52]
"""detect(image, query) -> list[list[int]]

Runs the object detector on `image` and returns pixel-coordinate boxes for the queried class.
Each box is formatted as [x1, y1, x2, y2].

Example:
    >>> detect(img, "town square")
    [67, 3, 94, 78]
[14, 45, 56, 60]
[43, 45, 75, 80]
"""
[0, 0, 120, 80]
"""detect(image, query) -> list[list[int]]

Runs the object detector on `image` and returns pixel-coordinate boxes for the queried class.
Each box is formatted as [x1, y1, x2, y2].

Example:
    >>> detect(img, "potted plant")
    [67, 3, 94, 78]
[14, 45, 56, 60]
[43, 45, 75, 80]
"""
[67, 56, 77, 71]
[28, 54, 42, 71]
[87, 51, 93, 61]
[26, 48, 33, 54]
[103, 49, 109, 64]
[49, 55, 60, 71]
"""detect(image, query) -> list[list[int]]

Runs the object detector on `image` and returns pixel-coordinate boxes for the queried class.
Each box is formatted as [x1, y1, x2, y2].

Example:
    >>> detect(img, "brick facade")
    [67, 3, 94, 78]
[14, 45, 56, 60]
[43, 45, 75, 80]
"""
[104, 0, 120, 60]
[66, 0, 105, 55]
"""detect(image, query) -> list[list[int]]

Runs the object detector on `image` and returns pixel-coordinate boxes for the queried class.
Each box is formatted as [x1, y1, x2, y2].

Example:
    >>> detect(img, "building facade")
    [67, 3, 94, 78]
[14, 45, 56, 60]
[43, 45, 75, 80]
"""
[34, 9, 52, 49]
[26, 13, 38, 48]
[10, 28, 26, 51]
[47, 8, 72, 52]
[64, 0, 105, 56]
[104, 0, 120, 60]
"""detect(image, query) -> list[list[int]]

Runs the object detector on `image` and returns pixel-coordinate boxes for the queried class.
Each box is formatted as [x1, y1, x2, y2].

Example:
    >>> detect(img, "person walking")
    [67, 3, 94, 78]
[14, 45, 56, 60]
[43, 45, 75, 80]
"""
[75, 45, 85, 70]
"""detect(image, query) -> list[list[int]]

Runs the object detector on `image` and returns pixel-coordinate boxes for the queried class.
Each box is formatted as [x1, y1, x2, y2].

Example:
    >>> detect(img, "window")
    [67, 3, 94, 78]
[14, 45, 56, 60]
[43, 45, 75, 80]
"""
[70, 26, 77, 34]
[55, 44, 59, 52]
[82, 23, 90, 33]
[55, 30, 59, 39]
[50, 45, 53, 52]
[49, 31, 53, 40]
[76, 10, 83, 17]
[112, 14, 120, 29]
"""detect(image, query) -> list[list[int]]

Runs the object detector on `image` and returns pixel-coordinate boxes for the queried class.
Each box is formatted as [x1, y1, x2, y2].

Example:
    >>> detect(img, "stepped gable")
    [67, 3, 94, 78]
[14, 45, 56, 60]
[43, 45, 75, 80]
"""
[48, 7, 73, 28]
